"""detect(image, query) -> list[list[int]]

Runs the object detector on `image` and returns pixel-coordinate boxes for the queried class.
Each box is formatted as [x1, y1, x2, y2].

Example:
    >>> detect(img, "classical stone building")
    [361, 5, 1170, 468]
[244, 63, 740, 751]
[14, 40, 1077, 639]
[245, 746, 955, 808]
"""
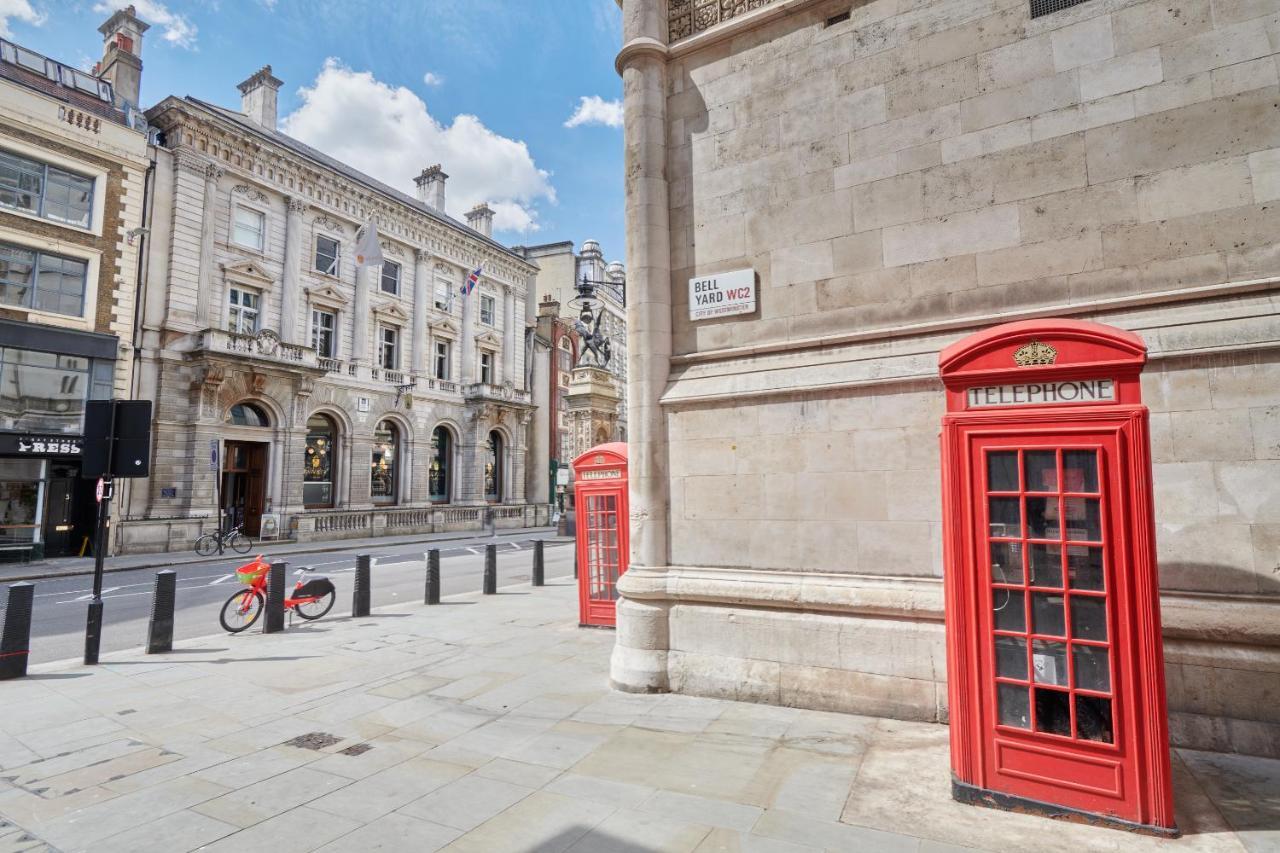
[0, 8, 148, 560]
[615, 0, 1280, 758]
[119, 66, 543, 553]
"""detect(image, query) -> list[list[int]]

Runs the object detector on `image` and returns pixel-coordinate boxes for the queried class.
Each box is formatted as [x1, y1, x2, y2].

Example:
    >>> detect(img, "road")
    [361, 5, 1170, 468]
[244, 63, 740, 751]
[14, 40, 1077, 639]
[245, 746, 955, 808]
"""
[17, 531, 575, 665]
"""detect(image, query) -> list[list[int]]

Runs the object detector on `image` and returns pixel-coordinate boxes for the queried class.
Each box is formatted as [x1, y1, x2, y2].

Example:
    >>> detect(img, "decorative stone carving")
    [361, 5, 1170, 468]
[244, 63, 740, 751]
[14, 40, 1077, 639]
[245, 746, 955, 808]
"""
[232, 184, 268, 203]
[204, 163, 225, 182]
[287, 196, 307, 214]
[380, 240, 403, 258]
[314, 213, 346, 232]
[250, 371, 268, 394]
[668, 0, 776, 39]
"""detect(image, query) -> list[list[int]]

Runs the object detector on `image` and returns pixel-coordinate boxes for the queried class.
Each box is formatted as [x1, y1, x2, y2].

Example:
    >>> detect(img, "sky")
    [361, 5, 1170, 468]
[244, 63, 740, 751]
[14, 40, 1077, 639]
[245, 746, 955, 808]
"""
[1, 0, 627, 260]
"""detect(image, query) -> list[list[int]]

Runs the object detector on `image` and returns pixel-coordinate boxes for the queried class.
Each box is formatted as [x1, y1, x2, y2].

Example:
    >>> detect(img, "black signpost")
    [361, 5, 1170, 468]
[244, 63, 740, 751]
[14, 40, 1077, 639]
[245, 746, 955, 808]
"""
[81, 399, 152, 665]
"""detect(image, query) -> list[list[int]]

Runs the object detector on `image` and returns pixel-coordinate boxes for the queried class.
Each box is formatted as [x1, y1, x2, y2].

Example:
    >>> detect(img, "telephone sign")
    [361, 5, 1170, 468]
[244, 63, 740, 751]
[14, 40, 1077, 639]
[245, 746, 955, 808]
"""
[938, 319, 1175, 836]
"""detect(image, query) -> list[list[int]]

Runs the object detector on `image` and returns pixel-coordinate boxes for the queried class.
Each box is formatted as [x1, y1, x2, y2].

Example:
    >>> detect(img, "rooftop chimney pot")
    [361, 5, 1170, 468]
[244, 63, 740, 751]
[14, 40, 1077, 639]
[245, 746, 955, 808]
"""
[237, 65, 283, 131]
[414, 164, 448, 212]
[466, 202, 495, 238]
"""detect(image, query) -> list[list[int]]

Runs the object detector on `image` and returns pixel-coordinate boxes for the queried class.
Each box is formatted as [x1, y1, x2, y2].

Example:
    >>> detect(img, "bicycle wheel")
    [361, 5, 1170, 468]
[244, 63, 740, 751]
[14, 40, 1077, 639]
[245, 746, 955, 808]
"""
[294, 590, 335, 621]
[195, 534, 219, 557]
[220, 589, 263, 633]
[229, 532, 253, 554]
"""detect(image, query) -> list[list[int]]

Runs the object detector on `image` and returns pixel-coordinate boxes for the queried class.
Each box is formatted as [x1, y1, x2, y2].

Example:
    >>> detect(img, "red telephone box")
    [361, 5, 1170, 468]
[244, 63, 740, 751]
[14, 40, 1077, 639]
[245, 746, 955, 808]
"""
[938, 319, 1175, 835]
[573, 443, 628, 627]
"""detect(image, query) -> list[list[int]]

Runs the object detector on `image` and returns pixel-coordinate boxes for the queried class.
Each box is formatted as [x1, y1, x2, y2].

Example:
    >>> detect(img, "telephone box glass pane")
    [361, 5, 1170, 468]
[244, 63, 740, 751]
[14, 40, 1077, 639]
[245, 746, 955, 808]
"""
[1028, 543, 1062, 588]
[1024, 451, 1057, 492]
[1071, 596, 1108, 641]
[989, 497, 1020, 537]
[1034, 688, 1071, 736]
[1063, 450, 1098, 493]
[1025, 497, 1059, 539]
[987, 451, 1018, 491]
[1032, 593, 1065, 636]
[1032, 640, 1068, 686]
[1075, 695, 1114, 743]
[1064, 497, 1101, 541]
[994, 590, 1025, 632]
[995, 636, 1027, 679]
[1073, 645, 1111, 692]
[990, 541, 1022, 585]
[998, 684, 1030, 729]
[1067, 545, 1105, 591]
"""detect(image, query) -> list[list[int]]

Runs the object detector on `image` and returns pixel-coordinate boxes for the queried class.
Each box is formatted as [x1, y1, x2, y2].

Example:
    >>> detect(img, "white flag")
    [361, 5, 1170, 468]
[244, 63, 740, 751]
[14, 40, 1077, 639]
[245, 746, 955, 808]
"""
[354, 220, 384, 269]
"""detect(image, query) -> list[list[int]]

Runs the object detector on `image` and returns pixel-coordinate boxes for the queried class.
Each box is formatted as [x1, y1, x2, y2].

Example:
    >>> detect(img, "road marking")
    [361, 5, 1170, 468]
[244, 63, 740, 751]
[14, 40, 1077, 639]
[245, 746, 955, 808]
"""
[208, 574, 234, 585]
[467, 547, 480, 555]
[69, 587, 120, 602]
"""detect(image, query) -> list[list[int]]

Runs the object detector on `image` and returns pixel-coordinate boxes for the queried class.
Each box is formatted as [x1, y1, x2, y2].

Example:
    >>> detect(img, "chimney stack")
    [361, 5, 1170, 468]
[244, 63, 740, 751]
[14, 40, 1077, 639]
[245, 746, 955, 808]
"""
[237, 65, 283, 131]
[466, 203, 494, 238]
[414, 165, 448, 212]
[96, 4, 148, 108]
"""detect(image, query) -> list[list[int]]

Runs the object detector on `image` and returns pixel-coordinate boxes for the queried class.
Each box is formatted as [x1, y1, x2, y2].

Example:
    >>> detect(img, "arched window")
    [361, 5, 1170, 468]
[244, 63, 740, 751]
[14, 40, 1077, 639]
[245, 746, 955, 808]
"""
[225, 402, 270, 427]
[429, 426, 451, 503]
[303, 414, 336, 508]
[484, 431, 503, 503]
[370, 420, 399, 505]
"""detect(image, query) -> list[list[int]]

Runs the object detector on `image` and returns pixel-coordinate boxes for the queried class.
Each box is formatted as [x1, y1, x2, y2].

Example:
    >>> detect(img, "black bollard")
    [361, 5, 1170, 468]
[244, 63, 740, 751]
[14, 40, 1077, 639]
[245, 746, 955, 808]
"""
[146, 570, 177, 654]
[0, 583, 34, 680]
[532, 540, 544, 587]
[483, 544, 497, 594]
[84, 599, 104, 665]
[264, 560, 286, 633]
[425, 550, 440, 605]
[353, 554, 371, 617]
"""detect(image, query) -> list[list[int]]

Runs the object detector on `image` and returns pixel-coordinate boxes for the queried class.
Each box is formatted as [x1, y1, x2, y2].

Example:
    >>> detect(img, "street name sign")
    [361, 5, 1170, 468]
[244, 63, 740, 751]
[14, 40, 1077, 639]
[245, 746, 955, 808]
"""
[689, 268, 756, 321]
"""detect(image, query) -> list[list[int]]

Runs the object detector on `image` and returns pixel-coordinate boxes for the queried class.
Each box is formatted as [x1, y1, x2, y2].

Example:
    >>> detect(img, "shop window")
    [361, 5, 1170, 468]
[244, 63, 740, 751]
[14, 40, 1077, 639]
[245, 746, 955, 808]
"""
[380, 260, 400, 295]
[226, 287, 260, 334]
[371, 419, 399, 505]
[485, 430, 503, 502]
[0, 459, 44, 549]
[315, 234, 340, 276]
[304, 413, 336, 507]
[311, 309, 335, 358]
[0, 241, 88, 317]
[434, 340, 451, 380]
[429, 425, 450, 502]
[0, 347, 110, 433]
[0, 149, 94, 228]
[232, 205, 265, 251]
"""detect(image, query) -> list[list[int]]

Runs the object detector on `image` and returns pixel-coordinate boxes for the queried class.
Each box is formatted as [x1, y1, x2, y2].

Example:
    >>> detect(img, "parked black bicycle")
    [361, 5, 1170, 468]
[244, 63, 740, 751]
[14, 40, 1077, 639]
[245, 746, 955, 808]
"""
[194, 524, 252, 556]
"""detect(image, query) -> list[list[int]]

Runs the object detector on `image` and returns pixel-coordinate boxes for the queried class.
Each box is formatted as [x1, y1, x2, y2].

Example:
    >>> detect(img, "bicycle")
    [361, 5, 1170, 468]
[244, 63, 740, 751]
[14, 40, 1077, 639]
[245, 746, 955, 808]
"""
[219, 555, 336, 633]
[195, 524, 252, 556]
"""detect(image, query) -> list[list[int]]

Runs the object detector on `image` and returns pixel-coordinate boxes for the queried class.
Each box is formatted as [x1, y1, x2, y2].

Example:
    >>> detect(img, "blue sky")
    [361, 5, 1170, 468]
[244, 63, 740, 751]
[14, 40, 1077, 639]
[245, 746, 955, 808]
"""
[4, 0, 626, 260]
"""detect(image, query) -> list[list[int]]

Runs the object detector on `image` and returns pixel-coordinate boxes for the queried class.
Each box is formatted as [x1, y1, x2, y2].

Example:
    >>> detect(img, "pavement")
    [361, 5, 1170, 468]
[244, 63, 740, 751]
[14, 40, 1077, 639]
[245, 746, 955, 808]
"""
[0, 526, 561, 583]
[0, 576, 1276, 853]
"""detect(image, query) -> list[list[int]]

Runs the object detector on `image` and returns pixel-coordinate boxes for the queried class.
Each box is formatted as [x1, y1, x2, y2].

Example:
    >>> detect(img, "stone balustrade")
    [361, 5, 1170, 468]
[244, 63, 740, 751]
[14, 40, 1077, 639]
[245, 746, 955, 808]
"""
[199, 328, 318, 368]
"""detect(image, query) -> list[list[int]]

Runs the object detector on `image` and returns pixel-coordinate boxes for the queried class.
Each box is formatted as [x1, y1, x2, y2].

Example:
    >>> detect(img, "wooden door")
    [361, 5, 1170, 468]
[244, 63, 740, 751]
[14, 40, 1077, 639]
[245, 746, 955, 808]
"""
[243, 443, 267, 537]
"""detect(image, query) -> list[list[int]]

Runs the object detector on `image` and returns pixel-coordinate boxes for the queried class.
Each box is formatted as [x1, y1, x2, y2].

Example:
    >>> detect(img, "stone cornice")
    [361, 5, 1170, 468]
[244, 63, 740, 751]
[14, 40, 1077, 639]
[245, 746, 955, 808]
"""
[148, 100, 537, 288]
[615, 36, 669, 75]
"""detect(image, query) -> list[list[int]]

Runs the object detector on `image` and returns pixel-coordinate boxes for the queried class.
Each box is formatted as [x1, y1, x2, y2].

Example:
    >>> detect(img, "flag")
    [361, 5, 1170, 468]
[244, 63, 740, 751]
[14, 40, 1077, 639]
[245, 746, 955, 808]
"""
[354, 220, 384, 269]
[461, 264, 482, 296]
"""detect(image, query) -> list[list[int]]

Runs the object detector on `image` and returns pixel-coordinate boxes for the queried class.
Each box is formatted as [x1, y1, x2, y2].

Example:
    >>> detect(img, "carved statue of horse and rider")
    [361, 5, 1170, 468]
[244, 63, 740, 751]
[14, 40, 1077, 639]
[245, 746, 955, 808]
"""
[574, 309, 612, 369]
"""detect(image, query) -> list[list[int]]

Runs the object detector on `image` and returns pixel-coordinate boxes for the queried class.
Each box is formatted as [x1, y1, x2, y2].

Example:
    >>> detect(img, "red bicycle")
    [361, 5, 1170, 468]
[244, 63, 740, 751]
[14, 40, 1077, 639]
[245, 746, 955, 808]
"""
[219, 556, 336, 633]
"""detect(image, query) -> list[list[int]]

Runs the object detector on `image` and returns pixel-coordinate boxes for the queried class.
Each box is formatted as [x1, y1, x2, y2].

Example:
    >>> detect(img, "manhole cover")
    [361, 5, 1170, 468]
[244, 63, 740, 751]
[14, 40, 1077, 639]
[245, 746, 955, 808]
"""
[339, 743, 373, 756]
[282, 732, 343, 751]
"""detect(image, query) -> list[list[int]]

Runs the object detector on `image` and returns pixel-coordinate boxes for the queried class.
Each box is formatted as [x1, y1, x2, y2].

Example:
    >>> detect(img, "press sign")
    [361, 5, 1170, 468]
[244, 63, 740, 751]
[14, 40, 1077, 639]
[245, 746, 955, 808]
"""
[689, 268, 756, 321]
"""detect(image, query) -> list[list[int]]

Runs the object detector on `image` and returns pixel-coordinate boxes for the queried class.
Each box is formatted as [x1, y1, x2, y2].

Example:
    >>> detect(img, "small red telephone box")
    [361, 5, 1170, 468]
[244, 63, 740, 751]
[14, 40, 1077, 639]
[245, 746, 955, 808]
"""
[572, 443, 628, 627]
[938, 319, 1175, 835]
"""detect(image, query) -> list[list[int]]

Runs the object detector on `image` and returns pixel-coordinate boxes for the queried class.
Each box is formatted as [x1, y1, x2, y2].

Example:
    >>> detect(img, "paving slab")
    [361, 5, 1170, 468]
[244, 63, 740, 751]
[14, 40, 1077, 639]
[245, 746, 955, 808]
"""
[0, 580, 1272, 852]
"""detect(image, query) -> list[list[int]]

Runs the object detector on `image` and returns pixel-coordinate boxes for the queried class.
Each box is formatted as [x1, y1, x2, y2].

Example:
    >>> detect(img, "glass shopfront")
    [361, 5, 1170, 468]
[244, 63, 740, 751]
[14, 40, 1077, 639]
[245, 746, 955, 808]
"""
[304, 414, 336, 507]
[484, 431, 503, 503]
[370, 420, 399, 505]
[0, 458, 42, 550]
[429, 425, 450, 503]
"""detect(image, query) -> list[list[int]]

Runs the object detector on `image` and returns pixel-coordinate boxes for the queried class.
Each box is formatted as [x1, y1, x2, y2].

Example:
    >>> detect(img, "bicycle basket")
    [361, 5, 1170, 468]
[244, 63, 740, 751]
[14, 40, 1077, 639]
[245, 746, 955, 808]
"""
[236, 557, 269, 584]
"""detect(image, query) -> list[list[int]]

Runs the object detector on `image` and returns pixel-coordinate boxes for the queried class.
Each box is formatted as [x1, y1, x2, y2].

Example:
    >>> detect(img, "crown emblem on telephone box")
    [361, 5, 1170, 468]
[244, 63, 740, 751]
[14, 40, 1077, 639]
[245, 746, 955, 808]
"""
[1013, 340, 1057, 366]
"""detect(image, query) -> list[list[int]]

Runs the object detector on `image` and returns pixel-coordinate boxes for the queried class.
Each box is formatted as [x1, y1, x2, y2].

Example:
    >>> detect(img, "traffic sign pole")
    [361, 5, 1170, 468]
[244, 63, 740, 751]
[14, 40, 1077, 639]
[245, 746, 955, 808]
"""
[84, 403, 117, 665]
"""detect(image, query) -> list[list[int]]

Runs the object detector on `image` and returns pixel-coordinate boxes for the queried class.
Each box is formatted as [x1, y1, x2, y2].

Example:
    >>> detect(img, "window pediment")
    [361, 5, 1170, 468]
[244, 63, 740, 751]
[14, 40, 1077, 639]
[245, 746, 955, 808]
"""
[475, 330, 501, 348]
[430, 318, 458, 336]
[372, 300, 411, 323]
[305, 283, 349, 309]
[223, 260, 274, 289]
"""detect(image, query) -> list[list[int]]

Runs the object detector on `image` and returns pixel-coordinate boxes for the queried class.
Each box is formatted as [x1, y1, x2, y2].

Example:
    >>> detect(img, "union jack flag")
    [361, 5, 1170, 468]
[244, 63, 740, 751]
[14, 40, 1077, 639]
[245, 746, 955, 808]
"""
[461, 265, 482, 296]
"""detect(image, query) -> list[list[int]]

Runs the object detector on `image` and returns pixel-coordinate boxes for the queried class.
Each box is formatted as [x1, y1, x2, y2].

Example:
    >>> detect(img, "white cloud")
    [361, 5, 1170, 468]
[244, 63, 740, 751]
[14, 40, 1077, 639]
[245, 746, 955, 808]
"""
[92, 0, 197, 50]
[0, 0, 45, 38]
[282, 59, 555, 235]
[421, 71, 443, 87]
[564, 95, 622, 129]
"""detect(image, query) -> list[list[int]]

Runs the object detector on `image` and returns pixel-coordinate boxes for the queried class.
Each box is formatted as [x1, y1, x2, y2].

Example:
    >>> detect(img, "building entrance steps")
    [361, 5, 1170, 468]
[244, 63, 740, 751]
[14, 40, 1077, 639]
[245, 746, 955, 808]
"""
[1, 581, 1274, 853]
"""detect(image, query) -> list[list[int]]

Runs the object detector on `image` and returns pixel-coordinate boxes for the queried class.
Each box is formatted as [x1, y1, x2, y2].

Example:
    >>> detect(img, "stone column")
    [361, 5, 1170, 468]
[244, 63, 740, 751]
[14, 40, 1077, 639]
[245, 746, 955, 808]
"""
[353, 264, 371, 365]
[460, 276, 475, 384]
[503, 284, 516, 384]
[195, 163, 223, 327]
[413, 249, 430, 377]
[613, 0, 673, 693]
[280, 197, 305, 343]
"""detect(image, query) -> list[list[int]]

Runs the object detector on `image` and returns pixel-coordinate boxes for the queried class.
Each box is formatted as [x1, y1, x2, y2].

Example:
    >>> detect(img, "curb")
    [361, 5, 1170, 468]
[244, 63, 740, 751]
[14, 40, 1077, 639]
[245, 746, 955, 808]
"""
[1, 528, 569, 584]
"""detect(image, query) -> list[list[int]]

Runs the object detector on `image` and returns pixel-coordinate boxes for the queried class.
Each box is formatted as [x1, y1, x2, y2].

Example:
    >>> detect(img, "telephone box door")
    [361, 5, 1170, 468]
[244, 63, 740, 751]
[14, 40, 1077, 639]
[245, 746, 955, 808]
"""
[972, 429, 1134, 816]
[573, 443, 629, 627]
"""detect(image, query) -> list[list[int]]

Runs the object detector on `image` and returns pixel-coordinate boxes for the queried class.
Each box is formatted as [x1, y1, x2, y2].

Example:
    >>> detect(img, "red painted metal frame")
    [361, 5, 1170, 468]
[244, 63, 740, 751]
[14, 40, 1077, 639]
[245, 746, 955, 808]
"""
[572, 443, 629, 628]
[939, 319, 1175, 834]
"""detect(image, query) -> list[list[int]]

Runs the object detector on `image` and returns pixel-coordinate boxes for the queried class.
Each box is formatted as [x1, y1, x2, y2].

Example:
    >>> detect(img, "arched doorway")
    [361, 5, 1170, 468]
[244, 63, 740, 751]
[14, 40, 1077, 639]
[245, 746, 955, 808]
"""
[370, 419, 400, 506]
[485, 431, 504, 503]
[304, 414, 337, 508]
[429, 425, 451, 503]
[222, 401, 271, 536]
